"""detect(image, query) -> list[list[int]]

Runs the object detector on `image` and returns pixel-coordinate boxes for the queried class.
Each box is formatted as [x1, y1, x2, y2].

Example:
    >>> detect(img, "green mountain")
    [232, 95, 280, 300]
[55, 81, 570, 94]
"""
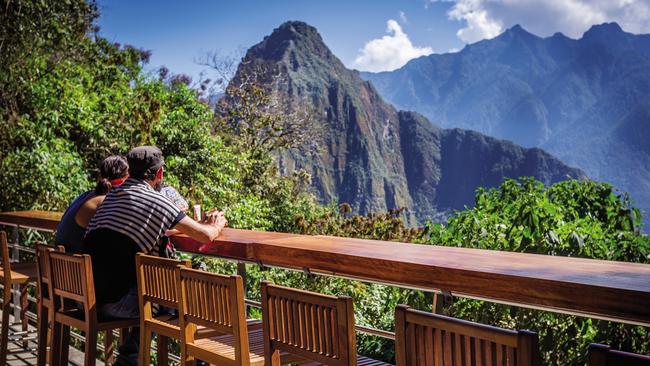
[362, 23, 650, 227]
[231, 21, 584, 223]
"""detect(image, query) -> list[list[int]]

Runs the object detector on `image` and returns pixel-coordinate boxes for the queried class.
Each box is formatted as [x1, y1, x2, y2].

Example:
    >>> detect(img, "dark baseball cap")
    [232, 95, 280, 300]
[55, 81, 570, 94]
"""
[126, 146, 165, 178]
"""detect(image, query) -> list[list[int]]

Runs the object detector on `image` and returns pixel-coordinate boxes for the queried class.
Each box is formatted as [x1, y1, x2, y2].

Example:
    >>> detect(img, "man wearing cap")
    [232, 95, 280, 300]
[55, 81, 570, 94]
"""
[83, 146, 226, 365]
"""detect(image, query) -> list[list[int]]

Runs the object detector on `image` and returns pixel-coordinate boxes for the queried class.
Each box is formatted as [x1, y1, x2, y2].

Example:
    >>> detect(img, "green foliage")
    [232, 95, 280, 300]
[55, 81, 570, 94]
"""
[421, 177, 649, 262]
[0, 141, 90, 210]
[419, 178, 650, 364]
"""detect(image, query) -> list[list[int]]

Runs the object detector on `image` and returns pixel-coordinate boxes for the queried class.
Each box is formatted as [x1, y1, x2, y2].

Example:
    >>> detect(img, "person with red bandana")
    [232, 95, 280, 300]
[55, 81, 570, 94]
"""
[55, 155, 129, 253]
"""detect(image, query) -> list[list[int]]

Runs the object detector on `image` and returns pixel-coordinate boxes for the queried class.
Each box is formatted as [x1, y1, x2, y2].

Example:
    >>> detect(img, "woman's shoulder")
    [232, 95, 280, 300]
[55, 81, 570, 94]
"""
[82, 194, 104, 209]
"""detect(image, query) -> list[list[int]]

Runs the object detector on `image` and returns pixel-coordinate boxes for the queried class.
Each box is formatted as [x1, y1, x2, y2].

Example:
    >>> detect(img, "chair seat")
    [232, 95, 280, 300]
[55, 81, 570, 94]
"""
[148, 314, 262, 339]
[189, 328, 308, 366]
[55, 308, 139, 331]
[0, 262, 37, 284]
[189, 329, 266, 365]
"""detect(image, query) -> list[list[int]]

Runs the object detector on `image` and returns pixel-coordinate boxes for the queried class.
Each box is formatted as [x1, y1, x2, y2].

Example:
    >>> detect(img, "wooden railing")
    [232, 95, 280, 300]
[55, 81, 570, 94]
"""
[1, 210, 649, 329]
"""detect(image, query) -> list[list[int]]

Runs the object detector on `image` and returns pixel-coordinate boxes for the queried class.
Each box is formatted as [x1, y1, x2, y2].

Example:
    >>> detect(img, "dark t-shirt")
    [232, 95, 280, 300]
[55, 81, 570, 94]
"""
[82, 178, 185, 305]
[55, 191, 94, 253]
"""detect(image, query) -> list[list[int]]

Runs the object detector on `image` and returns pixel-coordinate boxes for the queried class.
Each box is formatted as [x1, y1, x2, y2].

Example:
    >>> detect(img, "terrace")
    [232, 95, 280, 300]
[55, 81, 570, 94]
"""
[0, 210, 649, 364]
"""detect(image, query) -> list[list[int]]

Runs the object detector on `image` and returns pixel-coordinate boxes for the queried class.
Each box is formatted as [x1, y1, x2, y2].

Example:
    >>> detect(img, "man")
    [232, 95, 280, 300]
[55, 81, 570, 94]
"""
[83, 145, 226, 365]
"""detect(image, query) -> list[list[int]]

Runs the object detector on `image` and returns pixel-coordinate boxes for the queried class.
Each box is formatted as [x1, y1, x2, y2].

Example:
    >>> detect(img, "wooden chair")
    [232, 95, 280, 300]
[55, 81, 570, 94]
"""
[34, 244, 65, 366]
[136, 253, 194, 366]
[0, 230, 37, 365]
[177, 267, 268, 366]
[260, 281, 390, 366]
[395, 305, 540, 366]
[136, 253, 262, 365]
[47, 251, 139, 366]
[589, 343, 650, 366]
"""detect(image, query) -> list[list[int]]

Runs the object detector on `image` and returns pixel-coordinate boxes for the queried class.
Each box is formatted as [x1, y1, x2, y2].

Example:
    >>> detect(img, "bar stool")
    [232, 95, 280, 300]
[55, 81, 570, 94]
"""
[177, 267, 269, 366]
[0, 230, 37, 365]
[260, 281, 390, 366]
[47, 251, 139, 366]
[588, 343, 650, 366]
[34, 244, 65, 366]
[395, 305, 540, 366]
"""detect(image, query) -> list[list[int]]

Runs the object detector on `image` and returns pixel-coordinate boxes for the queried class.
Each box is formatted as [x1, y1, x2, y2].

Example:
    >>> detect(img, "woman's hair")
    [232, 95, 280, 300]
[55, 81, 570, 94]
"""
[94, 155, 129, 195]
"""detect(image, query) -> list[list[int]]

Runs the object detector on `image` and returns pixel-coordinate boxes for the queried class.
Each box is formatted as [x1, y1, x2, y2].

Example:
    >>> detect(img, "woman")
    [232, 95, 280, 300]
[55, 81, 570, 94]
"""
[55, 155, 129, 253]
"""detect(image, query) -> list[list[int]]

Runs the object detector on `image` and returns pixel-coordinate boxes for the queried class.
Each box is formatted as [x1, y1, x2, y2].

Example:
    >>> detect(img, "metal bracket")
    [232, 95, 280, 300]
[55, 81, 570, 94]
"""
[433, 289, 453, 314]
[11, 227, 20, 321]
[303, 267, 315, 280]
[256, 260, 268, 272]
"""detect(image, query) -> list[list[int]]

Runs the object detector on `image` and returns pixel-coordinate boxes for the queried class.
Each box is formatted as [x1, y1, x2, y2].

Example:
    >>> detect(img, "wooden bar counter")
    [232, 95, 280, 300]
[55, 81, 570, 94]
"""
[1, 210, 649, 327]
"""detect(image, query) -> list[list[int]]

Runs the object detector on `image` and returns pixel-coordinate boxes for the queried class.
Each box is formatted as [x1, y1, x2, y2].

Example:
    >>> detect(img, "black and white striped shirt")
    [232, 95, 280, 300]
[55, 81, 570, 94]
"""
[86, 178, 185, 252]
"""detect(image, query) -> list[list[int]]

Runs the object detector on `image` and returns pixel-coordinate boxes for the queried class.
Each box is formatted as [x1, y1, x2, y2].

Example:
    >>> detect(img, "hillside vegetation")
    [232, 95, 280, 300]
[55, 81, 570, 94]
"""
[0, 2, 648, 365]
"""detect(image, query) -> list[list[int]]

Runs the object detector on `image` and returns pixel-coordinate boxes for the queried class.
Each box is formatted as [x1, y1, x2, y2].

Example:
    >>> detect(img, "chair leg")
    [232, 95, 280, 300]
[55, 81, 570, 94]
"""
[51, 321, 62, 366]
[157, 335, 169, 366]
[84, 330, 98, 366]
[140, 327, 152, 366]
[58, 325, 70, 366]
[36, 303, 48, 366]
[20, 284, 28, 349]
[119, 327, 128, 346]
[266, 348, 281, 366]
[0, 295, 12, 366]
[105, 329, 115, 365]
[180, 346, 196, 366]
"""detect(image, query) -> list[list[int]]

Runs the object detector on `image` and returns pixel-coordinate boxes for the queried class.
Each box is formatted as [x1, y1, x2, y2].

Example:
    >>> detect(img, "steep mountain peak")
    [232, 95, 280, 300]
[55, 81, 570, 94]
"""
[247, 20, 335, 64]
[509, 24, 525, 33]
[500, 24, 538, 41]
[582, 22, 627, 43]
[272, 21, 322, 43]
[584, 22, 624, 36]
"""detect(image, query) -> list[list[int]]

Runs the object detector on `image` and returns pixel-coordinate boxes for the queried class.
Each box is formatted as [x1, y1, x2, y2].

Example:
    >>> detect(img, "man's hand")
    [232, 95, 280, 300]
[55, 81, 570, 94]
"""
[174, 210, 228, 243]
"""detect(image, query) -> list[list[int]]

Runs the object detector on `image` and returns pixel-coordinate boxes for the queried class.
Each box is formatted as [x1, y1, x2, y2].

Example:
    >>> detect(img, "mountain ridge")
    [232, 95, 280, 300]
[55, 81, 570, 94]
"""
[230, 21, 584, 224]
[362, 22, 650, 227]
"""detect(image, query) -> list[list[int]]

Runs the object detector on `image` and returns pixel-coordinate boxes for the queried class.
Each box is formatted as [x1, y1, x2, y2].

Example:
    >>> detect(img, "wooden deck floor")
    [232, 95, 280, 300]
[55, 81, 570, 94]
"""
[3, 316, 104, 366]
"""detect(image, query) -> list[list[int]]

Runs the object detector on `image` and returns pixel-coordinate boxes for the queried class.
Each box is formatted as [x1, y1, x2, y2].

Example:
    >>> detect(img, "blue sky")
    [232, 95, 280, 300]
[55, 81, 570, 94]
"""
[97, 0, 650, 80]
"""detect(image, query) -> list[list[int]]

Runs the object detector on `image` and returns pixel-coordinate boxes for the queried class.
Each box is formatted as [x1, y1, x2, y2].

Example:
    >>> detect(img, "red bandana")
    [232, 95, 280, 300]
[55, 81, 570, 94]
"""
[109, 177, 127, 187]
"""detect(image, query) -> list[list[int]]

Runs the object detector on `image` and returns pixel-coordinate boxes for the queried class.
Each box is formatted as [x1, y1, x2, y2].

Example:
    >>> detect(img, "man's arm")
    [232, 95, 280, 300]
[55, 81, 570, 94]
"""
[173, 212, 227, 243]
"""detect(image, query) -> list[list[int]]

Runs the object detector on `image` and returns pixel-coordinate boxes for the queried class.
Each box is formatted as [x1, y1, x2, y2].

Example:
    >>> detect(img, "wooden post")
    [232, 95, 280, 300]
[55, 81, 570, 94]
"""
[237, 261, 248, 314]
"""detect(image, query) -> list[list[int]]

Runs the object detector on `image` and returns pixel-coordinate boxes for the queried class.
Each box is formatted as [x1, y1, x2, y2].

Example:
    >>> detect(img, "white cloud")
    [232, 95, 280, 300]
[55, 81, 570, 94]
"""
[448, 0, 502, 42]
[399, 11, 408, 24]
[442, 0, 650, 44]
[353, 20, 433, 72]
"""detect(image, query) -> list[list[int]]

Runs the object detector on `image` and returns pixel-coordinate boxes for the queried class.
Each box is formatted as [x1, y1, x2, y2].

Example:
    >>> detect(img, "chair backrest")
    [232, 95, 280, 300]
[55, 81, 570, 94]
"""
[136, 253, 191, 309]
[395, 305, 540, 366]
[0, 231, 12, 303]
[589, 344, 650, 366]
[47, 251, 95, 314]
[35, 244, 65, 301]
[260, 281, 356, 366]
[176, 267, 249, 362]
